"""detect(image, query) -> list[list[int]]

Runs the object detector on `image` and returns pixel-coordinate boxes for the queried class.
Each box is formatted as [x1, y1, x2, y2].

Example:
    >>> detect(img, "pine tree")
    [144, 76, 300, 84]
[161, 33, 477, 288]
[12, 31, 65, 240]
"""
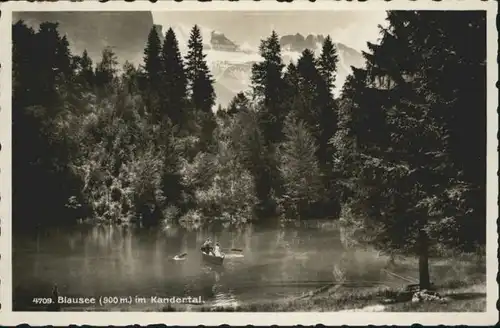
[160, 28, 187, 127]
[144, 26, 162, 87]
[317, 36, 339, 94]
[185, 25, 215, 114]
[295, 48, 337, 166]
[338, 11, 486, 289]
[185, 25, 216, 149]
[316, 36, 340, 169]
[143, 26, 163, 122]
[251, 31, 286, 144]
[295, 49, 322, 133]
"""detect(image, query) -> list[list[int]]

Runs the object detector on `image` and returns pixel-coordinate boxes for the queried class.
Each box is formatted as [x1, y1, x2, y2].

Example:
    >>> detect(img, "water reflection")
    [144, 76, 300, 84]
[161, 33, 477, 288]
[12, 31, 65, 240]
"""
[13, 222, 373, 311]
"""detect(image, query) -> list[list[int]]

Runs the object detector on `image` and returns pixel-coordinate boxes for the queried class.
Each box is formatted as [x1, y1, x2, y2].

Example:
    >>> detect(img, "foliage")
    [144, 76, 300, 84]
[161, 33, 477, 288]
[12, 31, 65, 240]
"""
[333, 11, 486, 287]
[194, 115, 257, 223]
[278, 118, 323, 220]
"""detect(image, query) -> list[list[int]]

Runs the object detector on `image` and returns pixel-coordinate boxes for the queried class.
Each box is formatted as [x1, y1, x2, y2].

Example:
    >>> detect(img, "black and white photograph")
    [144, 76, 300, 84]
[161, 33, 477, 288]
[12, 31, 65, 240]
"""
[0, 1, 497, 325]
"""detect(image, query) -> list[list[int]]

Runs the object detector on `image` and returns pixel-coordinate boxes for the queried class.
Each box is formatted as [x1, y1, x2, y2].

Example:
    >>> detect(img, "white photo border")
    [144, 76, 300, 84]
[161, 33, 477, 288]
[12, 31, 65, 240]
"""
[0, 0, 497, 325]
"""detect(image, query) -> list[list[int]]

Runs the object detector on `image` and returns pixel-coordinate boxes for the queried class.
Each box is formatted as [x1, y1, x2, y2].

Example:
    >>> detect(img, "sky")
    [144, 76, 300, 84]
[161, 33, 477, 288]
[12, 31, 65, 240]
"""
[153, 11, 388, 52]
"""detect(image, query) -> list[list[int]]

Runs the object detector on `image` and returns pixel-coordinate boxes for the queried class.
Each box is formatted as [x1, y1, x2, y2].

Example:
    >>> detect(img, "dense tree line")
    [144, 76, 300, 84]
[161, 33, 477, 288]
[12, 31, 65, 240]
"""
[13, 11, 486, 287]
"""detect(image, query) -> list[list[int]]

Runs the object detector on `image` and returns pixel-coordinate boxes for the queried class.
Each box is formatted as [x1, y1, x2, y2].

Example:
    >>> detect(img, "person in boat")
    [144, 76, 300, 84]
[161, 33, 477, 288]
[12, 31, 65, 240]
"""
[213, 242, 223, 258]
[201, 238, 213, 254]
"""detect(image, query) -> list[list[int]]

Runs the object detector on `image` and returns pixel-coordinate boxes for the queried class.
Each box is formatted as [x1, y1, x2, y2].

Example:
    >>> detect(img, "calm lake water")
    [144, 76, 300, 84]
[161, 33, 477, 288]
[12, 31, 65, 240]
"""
[13, 221, 397, 311]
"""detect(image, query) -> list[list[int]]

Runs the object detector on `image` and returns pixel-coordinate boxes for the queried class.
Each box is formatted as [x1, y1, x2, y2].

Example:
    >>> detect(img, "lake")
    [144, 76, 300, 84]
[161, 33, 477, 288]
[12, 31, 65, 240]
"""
[13, 221, 398, 311]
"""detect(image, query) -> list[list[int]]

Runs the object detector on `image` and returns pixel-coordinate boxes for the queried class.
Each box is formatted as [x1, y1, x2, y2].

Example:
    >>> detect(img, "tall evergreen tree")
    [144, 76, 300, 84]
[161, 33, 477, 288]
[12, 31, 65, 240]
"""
[295, 49, 337, 165]
[293, 49, 339, 217]
[338, 11, 486, 289]
[143, 26, 163, 121]
[245, 31, 288, 219]
[185, 25, 216, 149]
[160, 28, 187, 127]
[185, 25, 215, 113]
[144, 26, 163, 87]
[295, 49, 322, 134]
[316, 36, 340, 167]
[251, 31, 286, 144]
[317, 36, 339, 94]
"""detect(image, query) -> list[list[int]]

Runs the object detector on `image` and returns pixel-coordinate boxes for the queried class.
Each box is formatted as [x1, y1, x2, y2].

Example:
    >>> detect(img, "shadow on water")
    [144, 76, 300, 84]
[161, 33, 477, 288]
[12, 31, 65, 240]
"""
[13, 221, 397, 311]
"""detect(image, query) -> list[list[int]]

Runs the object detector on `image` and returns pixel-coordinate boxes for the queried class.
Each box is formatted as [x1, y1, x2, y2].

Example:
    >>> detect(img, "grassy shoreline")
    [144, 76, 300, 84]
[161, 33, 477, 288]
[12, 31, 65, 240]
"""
[190, 251, 486, 312]
[58, 281, 486, 312]
[191, 283, 486, 312]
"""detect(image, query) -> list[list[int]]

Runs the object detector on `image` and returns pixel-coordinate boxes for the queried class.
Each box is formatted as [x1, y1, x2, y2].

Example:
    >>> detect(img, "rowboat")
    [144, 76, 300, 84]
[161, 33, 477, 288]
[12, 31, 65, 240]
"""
[201, 251, 225, 265]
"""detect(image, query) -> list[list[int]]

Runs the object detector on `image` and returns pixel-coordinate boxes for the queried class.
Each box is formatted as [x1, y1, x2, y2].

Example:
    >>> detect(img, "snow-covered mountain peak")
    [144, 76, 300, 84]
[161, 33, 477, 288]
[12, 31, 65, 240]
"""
[155, 24, 365, 108]
[165, 23, 238, 52]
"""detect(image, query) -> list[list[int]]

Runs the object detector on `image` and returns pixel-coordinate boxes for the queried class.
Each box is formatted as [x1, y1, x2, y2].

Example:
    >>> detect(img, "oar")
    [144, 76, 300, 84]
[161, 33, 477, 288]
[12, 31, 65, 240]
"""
[230, 248, 243, 252]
